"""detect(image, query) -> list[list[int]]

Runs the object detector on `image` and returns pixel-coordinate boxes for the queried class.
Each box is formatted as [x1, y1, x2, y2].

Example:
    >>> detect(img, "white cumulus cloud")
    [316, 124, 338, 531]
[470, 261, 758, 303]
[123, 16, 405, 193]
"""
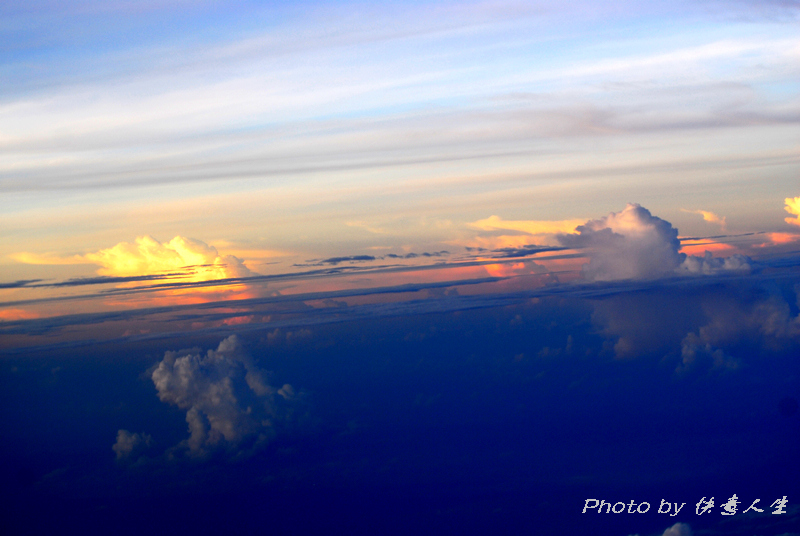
[151, 335, 298, 459]
[558, 203, 751, 281]
[558, 203, 685, 281]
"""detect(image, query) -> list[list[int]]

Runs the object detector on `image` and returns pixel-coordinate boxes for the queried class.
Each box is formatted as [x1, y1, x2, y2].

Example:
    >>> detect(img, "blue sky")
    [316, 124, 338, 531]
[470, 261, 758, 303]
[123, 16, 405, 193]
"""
[2, 1, 798, 278]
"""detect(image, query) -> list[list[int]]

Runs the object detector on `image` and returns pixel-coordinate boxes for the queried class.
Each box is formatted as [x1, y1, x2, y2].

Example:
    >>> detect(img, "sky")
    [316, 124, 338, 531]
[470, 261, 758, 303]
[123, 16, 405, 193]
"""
[1, 1, 800, 535]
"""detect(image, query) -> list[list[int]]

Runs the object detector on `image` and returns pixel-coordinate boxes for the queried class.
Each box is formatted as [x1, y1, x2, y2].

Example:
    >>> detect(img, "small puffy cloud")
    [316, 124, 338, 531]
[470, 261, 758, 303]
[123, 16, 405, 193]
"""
[112, 429, 152, 461]
[151, 335, 297, 459]
[558, 203, 685, 281]
[785, 196, 800, 227]
[681, 208, 726, 229]
[558, 204, 752, 281]
[662, 523, 692, 536]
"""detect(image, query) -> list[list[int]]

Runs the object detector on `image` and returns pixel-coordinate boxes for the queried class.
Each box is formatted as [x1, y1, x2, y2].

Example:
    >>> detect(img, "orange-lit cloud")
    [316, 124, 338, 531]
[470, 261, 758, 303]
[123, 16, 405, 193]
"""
[679, 241, 735, 256]
[13, 236, 255, 281]
[483, 261, 547, 278]
[0, 308, 39, 321]
[766, 232, 800, 245]
[748, 232, 800, 249]
[785, 196, 800, 227]
[681, 208, 726, 229]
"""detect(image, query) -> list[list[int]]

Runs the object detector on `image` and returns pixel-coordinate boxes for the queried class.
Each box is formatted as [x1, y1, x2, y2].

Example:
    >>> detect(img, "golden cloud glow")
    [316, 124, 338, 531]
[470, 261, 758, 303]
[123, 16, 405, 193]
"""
[12, 236, 255, 282]
[470, 215, 585, 235]
[681, 209, 726, 229]
[785, 196, 800, 227]
[465, 215, 586, 250]
[86, 236, 254, 280]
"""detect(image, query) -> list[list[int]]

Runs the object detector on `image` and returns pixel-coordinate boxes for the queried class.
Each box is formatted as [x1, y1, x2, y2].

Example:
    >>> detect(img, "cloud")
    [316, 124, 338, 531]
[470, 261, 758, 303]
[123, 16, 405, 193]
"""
[112, 429, 152, 461]
[678, 250, 752, 275]
[86, 236, 253, 279]
[8, 252, 89, 265]
[12, 236, 254, 281]
[762, 232, 800, 246]
[558, 203, 686, 281]
[468, 215, 586, 249]
[295, 255, 377, 267]
[681, 208, 726, 229]
[677, 288, 800, 371]
[662, 523, 692, 536]
[592, 282, 800, 363]
[150, 335, 297, 459]
[470, 215, 586, 236]
[558, 203, 752, 281]
[0, 279, 42, 289]
[0, 308, 39, 321]
[294, 251, 451, 267]
[785, 196, 800, 227]
[590, 290, 706, 360]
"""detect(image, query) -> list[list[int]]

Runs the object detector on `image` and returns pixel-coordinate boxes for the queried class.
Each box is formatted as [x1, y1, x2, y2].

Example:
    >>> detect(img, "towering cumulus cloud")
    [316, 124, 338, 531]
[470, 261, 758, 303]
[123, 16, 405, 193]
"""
[85, 236, 253, 279]
[558, 203, 750, 281]
[151, 335, 296, 459]
[558, 204, 685, 281]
